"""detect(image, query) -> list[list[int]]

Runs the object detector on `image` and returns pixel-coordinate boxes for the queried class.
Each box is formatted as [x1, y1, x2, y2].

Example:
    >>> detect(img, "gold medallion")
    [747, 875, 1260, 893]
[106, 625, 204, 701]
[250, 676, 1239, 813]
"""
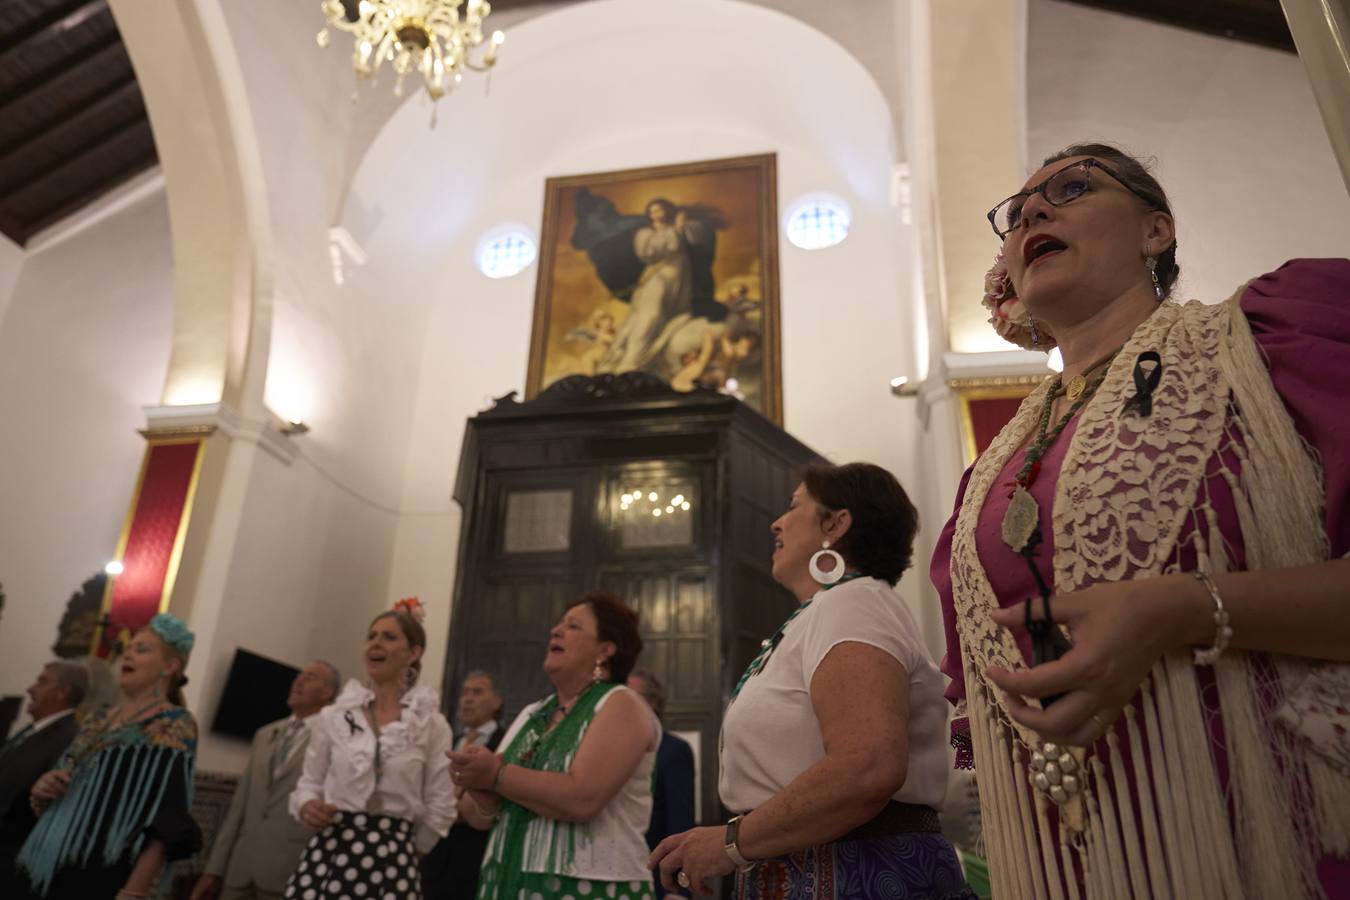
[1066, 374, 1087, 402]
[1001, 485, 1040, 554]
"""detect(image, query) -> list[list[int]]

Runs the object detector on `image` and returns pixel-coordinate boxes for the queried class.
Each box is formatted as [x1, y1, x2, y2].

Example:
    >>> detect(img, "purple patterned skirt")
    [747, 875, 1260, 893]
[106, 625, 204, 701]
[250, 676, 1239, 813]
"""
[735, 832, 976, 900]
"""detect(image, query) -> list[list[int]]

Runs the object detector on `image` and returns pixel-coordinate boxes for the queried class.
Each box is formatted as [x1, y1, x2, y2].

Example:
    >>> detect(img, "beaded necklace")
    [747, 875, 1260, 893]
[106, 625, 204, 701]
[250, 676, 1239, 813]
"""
[730, 571, 865, 702]
[1001, 346, 1121, 557]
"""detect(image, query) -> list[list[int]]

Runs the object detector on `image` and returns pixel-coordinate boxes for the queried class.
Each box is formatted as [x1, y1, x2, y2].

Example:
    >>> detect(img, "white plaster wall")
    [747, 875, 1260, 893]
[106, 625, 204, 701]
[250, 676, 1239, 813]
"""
[0, 192, 174, 705]
[1028, 0, 1350, 302]
[0, 235, 23, 330]
[355, 0, 941, 681]
[188, 446, 401, 771]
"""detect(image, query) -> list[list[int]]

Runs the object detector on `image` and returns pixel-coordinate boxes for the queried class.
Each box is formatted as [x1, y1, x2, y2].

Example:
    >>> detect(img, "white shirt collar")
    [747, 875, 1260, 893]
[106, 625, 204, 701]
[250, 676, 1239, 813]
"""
[31, 709, 74, 734]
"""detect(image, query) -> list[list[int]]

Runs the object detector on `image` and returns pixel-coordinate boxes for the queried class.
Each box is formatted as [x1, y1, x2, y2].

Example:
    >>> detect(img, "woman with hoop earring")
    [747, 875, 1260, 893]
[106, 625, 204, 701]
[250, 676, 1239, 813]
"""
[651, 463, 974, 898]
[286, 600, 455, 899]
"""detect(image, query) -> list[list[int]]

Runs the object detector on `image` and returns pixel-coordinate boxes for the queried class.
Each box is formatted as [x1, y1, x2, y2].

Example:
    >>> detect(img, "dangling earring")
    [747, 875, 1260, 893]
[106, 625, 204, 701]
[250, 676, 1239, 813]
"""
[808, 540, 846, 585]
[402, 666, 416, 692]
[1029, 317, 1042, 348]
[1145, 256, 1163, 301]
[592, 660, 606, 684]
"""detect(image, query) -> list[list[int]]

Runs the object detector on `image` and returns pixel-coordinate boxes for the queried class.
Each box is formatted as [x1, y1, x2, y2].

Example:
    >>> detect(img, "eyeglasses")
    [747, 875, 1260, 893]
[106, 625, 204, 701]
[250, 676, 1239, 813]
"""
[986, 158, 1156, 239]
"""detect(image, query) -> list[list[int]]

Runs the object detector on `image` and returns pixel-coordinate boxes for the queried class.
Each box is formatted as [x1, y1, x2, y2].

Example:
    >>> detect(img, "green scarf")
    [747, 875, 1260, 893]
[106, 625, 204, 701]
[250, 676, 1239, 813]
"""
[479, 681, 618, 898]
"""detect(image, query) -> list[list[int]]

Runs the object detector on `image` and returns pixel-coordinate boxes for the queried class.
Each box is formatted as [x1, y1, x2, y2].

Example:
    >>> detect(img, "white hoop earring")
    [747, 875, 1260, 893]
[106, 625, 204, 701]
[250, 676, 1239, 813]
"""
[808, 543, 846, 585]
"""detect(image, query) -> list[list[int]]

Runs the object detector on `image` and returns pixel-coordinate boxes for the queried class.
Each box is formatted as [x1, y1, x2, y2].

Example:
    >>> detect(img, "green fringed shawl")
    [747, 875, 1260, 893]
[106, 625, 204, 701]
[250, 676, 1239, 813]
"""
[17, 706, 197, 896]
[478, 682, 618, 899]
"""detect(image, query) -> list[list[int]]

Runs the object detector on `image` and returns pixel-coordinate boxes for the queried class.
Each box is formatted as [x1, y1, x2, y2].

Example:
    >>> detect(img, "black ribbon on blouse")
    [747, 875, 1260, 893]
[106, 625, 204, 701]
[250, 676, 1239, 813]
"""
[1124, 351, 1163, 417]
[343, 711, 364, 735]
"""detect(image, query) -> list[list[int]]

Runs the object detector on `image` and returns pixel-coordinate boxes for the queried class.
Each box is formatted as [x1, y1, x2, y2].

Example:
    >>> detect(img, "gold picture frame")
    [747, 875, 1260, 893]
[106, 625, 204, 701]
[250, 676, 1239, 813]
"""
[526, 153, 782, 423]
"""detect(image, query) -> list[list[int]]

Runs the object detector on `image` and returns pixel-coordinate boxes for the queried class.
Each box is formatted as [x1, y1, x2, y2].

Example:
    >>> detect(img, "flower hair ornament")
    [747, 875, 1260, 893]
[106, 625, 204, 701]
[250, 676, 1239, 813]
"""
[149, 613, 195, 655]
[983, 252, 1057, 352]
[393, 596, 427, 625]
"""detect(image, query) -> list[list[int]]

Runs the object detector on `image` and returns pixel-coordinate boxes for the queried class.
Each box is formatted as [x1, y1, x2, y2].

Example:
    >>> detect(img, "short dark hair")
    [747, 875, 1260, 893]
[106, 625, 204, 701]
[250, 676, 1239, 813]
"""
[574, 592, 643, 685]
[799, 462, 919, 586]
[369, 611, 427, 684]
[1042, 142, 1180, 299]
[629, 666, 666, 720]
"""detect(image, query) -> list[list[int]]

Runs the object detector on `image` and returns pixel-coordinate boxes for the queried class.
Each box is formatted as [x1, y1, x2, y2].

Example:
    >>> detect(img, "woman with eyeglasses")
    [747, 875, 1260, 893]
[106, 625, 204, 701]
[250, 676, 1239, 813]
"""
[652, 463, 975, 899]
[448, 592, 660, 900]
[933, 142, 1350, 900]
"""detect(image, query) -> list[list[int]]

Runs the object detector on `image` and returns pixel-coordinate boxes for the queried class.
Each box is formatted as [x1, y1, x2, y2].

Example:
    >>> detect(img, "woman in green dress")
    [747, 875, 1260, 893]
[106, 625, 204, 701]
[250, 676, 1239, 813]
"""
[450, 592, 659, 900]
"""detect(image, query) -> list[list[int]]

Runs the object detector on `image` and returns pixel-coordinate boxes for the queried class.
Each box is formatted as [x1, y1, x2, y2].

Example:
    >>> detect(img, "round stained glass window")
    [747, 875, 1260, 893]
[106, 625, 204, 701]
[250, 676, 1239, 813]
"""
[476, 229, 537, 279]
[785, 196, 851, 250]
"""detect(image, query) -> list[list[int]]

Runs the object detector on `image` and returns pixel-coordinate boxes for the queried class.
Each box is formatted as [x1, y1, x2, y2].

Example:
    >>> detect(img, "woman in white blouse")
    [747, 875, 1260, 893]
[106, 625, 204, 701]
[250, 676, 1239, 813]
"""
[651, 463, 975, 898]
[448, 592, 660, 900]
[287, 604, 455, 900]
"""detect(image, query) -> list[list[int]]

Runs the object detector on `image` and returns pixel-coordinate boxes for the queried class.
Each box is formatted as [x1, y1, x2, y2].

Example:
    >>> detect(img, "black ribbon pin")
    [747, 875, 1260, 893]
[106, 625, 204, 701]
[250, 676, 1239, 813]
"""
[343, 711, 364, 735]
[1124, 351, 1162, 417]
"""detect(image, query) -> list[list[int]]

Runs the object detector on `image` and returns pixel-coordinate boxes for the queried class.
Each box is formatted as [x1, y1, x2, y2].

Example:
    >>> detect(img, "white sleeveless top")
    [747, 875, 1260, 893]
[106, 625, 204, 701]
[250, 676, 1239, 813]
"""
[492, 685, 659, 880]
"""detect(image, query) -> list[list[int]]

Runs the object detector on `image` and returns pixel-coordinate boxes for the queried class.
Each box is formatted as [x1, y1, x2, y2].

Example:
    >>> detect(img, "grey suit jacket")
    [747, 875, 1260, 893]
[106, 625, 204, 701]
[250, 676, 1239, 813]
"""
[204, 717, 312, 893]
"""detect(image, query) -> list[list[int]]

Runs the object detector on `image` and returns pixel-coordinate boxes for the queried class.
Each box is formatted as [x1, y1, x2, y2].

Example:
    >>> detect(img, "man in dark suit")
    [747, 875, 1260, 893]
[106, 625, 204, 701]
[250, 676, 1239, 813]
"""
[0, 660, 88, 893]
[422, 669, 504, 899]
[629, 668, 695, 900]
[190, 660, 340, 900]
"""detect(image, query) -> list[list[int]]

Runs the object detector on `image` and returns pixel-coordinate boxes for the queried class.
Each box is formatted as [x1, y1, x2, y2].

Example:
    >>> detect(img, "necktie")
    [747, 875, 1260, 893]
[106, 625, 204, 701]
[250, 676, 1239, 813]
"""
[270, 720, 301, 783]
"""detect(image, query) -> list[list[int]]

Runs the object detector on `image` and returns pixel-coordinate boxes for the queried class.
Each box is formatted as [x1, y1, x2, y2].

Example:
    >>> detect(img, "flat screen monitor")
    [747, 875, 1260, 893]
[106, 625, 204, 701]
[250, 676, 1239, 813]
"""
[211, 648, 297, 739]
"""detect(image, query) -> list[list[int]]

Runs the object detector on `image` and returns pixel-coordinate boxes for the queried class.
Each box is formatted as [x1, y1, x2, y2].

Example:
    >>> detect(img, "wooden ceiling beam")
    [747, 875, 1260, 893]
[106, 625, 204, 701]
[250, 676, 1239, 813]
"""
[14, 151, 157, 245]
[0, 34, 125, 118]
[0, 74, 140, 165]
[0, 116, 149, 203]
[0, 0, 110, 68]
[1057, 0, 1295, 52]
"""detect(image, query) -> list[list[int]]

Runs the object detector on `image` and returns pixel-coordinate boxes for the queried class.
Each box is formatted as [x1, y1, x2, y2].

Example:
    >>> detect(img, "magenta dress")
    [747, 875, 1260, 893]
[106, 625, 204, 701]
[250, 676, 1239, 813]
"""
[931, 258, 1350, 895]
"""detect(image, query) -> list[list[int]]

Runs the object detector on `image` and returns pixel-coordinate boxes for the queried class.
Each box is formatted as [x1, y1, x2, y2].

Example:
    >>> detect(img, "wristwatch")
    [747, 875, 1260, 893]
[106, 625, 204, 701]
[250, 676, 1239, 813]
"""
[723, 815, 755, 871]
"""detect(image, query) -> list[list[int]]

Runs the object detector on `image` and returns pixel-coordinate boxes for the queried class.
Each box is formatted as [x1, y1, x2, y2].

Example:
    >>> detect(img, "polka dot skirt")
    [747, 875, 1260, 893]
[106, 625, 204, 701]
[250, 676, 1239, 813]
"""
[285, 810, 423, 900]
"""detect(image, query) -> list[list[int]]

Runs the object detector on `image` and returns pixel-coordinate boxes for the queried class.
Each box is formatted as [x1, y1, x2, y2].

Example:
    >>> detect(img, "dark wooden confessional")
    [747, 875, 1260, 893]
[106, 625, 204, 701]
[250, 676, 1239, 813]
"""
[444, 374, 820, 822]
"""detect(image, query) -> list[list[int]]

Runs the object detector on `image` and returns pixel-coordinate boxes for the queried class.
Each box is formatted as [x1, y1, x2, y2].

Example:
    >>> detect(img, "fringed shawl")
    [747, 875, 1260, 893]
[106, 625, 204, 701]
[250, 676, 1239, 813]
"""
[17, 706, 197, 896]
[948, 290, 1350, 899]
[479, 681, 617, 893]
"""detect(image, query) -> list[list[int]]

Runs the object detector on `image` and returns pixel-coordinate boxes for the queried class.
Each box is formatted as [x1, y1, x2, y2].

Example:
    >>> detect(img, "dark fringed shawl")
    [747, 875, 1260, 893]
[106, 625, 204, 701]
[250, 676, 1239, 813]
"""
[17, 706, 198, 896]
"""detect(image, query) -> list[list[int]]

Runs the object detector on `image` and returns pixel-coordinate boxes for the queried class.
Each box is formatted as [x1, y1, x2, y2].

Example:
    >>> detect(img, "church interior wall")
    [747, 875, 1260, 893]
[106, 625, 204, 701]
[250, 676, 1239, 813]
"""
[0, 236, 24, 331]
[0, 191, 175, 701]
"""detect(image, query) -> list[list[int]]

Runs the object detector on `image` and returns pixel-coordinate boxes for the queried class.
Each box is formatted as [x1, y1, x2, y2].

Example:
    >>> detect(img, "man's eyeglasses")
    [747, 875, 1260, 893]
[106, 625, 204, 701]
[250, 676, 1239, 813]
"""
[986, 158, 1156, 239]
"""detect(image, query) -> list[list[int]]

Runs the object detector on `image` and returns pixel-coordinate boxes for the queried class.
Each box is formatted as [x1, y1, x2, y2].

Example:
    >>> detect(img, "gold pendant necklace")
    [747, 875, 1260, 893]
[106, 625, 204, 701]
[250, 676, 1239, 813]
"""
[1065, 374, 1088, 402]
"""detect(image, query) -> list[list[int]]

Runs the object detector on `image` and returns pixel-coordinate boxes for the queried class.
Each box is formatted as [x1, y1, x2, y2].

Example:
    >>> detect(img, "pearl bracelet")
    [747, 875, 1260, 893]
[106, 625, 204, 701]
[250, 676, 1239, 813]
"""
[1191, 570, 1232, 666]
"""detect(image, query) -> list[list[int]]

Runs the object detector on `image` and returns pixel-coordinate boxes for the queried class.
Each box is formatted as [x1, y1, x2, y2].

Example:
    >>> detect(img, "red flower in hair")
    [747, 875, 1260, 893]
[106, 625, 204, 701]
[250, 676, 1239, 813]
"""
[394, 597, 426, 624]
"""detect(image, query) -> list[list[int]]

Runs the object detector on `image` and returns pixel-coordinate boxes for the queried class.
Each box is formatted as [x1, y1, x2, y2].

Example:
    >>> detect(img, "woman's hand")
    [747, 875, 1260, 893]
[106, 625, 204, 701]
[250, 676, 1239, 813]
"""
[30, 769, 71, 805]
[299, 798, 338, 832]
[986, 573, 1207, 746]
[447, 743, 500, 792]
[650, 826, 735, 897]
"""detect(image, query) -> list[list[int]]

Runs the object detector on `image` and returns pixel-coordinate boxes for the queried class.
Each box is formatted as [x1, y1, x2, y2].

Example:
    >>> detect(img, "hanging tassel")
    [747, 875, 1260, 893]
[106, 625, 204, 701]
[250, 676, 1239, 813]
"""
[1123, 702, 1173, 900]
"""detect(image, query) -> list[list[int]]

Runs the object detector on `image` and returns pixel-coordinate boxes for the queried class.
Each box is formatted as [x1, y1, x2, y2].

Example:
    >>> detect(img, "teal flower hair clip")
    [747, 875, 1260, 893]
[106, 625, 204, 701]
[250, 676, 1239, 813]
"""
[150, 613, 195, 655]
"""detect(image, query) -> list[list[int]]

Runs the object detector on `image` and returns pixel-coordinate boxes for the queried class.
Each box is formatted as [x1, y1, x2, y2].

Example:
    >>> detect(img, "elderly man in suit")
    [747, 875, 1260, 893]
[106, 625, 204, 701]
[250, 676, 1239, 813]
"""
[190, 660, 341, 900]
[0, 660, 88, 893]
[421, 669, 504, 900]
[628, 667, 695, 900]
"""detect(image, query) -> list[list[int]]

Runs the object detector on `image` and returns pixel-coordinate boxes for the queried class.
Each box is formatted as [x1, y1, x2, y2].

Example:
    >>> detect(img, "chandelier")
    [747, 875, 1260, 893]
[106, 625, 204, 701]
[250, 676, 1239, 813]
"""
[317, 0, 504, 101]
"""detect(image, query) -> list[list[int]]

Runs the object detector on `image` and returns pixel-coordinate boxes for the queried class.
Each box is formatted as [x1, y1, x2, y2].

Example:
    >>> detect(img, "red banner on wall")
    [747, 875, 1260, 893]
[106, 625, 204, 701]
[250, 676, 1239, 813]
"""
[96, 438, 205, 656]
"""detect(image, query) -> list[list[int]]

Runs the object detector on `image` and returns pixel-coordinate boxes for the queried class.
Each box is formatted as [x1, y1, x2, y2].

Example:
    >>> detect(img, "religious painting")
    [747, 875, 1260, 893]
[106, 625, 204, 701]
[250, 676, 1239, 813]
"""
[526, 154, 782, 422]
